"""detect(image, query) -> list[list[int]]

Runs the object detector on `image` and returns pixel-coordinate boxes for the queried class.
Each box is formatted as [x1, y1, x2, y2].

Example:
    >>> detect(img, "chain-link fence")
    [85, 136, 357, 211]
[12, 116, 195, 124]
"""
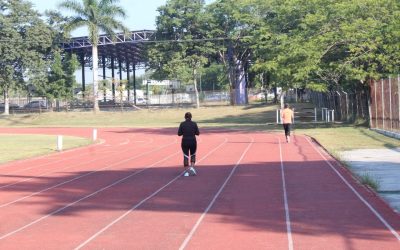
[1, 89, 235, 113]
[308, 89, 369, 122]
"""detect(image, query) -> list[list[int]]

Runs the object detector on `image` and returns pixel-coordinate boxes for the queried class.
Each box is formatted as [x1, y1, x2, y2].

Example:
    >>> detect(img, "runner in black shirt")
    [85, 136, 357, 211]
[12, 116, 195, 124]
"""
[178, 112, 200, 176]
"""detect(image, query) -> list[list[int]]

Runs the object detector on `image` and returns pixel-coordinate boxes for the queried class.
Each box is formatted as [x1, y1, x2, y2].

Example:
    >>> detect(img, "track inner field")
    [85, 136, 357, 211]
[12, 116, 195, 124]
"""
[0, 128, 399, 250]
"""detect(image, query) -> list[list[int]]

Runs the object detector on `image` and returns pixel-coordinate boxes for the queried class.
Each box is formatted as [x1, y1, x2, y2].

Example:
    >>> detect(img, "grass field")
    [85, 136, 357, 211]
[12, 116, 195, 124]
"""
[0, 104, 399, 163]
[0, 134, 91, 164]
[0, 104, 278, 128]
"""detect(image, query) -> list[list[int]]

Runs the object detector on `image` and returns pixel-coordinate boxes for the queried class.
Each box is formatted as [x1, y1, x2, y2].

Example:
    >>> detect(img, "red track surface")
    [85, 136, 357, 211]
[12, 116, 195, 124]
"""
[0, 127, 399, 249]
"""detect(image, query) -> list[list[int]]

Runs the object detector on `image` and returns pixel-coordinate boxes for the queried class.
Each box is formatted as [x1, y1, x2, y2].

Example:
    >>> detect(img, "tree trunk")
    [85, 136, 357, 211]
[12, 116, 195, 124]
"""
[92, 45, 100, 113]
[3, 88, 9, 116]
[228, 66, 236, 106]
[273, 87, 278, 103]
[233, 60, 247, 105]
[193, 68, 200, 109]
[280, 91, 285, 109]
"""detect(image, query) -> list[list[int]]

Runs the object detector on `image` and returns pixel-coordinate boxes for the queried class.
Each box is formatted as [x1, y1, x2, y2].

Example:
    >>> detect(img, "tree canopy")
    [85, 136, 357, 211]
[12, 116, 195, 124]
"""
[0, 0, 54, 115]
[150, 0, 400, 100]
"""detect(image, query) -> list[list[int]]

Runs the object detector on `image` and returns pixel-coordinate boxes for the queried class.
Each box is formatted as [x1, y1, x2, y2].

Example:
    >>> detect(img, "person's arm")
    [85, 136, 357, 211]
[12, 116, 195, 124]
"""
[178, 123, 183, 136]
[194, 122, 200, 136]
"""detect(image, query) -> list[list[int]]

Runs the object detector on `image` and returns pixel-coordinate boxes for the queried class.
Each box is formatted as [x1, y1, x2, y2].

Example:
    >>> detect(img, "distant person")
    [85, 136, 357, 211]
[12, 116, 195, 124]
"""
[178, 112, 200, 176]
[281, 103, 294, 143]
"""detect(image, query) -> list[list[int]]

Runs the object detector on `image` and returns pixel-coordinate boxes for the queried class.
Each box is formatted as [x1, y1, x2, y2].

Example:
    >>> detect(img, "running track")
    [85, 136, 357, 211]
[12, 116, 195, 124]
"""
[0, 127, 399, 250]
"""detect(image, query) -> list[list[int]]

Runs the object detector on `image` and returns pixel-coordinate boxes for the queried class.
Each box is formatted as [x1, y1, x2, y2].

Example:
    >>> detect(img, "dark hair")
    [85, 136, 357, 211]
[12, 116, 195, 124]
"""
[184, 112, 192, 120]
[284, 103, 289, 108]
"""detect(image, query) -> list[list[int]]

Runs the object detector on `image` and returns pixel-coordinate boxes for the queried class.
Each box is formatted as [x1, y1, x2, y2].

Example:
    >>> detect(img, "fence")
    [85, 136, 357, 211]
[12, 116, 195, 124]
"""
[309, 89, 369, 122]
[0, 90, 234, 113]
[369, 77, 400, 133]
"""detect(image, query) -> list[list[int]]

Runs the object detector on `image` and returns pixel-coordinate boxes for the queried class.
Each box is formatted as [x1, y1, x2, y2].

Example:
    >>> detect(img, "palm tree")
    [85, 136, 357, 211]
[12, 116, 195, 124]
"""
[59, 0, 128, 112]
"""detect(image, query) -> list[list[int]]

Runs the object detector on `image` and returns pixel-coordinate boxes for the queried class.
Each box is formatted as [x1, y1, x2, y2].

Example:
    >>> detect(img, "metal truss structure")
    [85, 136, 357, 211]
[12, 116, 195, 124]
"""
[62, 30, 156, 69]
[61, 30, 156, 102]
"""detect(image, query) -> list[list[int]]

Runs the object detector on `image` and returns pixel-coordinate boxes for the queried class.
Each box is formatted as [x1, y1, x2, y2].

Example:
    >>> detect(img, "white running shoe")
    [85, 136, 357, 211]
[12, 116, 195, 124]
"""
[189, 167, 197, 176]
[184, 172, 189, 177]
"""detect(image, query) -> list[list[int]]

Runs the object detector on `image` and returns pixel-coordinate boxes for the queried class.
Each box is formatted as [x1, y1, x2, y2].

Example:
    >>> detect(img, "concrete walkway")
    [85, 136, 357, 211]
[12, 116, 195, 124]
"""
[340, 148, 400, 213]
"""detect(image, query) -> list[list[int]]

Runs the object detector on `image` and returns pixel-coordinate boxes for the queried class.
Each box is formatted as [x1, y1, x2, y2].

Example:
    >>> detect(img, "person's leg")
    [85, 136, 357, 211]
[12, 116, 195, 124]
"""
[283, 124, 290, 142]
[188, 142, 197, 175]
[181, 143, 190, 167]
[190, 142, 197, 165]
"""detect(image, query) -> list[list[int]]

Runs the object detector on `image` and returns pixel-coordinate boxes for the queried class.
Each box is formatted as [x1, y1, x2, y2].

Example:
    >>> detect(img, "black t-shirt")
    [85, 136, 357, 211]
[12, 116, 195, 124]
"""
[178, 120, 200, 141]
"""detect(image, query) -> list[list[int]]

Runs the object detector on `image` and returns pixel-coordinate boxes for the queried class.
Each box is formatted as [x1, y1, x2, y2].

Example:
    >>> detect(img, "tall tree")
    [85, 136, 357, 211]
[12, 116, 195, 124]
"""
[36, 51, 79, 109]
[150, 0, 212, 108]
[59, 0, 128, 112]
[0, 0, 53, 115]
[205, 0, 254, 105]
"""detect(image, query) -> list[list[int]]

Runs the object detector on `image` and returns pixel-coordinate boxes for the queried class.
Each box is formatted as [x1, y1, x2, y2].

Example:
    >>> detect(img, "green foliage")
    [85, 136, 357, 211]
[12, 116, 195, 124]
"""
[359, 173, 380, 191]
[150, 0, 212, 80]
[250, 0, 400, 91]
[148, 0, 399, 98]
[151, 85, 163, 95]
[0, 0, 54, 114]
[59, 0, 128, 44]
[36, 51, 79, 101]
[150, 0, 215, 107]
[200, 63, 227, 91]
[59, 0, 129, 112]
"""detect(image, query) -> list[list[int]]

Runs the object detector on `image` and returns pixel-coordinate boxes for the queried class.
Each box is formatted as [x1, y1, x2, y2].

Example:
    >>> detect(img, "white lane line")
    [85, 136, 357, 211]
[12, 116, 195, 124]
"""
[0, 150, 180, 240]
[75, 137, 228, 250]
[278, 137, 294, 250]
[119, 138, 130, 145]
[179, 137, 254, 250]
[0, 137, 155, 190]
[305, 136, 400, 241]
[0, 138, 174, 208]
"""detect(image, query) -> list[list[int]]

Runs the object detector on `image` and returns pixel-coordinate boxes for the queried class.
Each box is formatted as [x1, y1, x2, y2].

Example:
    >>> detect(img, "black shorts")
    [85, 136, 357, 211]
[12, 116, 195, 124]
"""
[181, 140, 197, 166]
[283, 123, 291, 136]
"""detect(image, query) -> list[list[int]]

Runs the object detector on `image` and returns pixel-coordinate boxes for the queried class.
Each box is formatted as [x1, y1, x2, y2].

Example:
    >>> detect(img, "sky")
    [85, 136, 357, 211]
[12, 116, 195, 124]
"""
[31, 0, 215, 36]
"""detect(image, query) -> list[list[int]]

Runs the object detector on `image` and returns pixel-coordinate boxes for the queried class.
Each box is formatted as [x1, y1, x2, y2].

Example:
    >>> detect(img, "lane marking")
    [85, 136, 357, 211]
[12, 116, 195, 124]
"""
[305, 136, 400, 241]
[0, 149, 180, 240]
[179, 136, 254, 250]
[75, 136, 228, 250]
[0, 137, 155, 190]
[0, 138, 175, 208]
[119, 139, 130, 145]
[0, 131, 133, 174]
[278, 137, 294, 250]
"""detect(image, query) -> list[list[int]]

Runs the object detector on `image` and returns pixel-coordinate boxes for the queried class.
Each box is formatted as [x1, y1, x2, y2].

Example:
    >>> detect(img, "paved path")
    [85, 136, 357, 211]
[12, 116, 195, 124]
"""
[340, 148, 400, 213]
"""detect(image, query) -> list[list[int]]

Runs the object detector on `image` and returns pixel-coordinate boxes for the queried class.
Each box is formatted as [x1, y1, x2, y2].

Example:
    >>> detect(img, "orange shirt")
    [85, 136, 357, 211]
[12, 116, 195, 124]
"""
[281, 108, 293, 124]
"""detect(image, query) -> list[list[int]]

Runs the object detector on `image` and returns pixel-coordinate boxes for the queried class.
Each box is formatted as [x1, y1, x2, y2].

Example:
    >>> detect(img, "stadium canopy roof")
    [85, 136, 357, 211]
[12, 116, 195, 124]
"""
[61, 30, 156, 69]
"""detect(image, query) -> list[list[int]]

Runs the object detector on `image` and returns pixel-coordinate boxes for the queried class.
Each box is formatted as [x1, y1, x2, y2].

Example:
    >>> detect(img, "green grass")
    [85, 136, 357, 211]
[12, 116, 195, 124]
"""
[0, 134, 91, 164]
[296, 126, 400, 152]
[0, 104, 280, 128]
[358, 173, 380, 191]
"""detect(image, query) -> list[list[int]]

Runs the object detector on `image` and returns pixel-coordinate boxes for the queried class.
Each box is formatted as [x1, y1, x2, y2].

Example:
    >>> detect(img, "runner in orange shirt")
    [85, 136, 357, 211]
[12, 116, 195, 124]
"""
[281, 103, 294, 143]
